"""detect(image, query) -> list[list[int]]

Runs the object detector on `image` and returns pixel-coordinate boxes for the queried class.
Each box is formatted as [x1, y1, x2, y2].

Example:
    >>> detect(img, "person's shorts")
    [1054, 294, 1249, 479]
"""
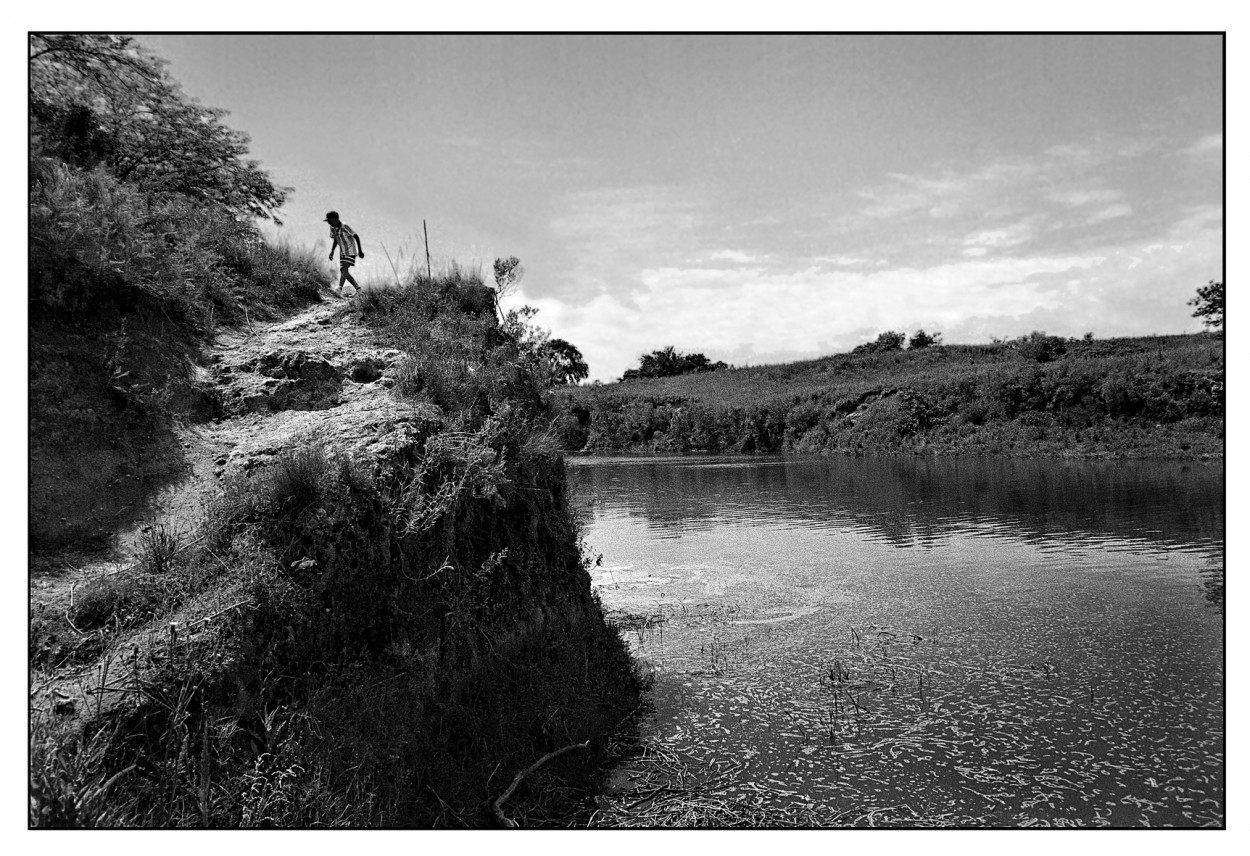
[339, 255, 356, 269]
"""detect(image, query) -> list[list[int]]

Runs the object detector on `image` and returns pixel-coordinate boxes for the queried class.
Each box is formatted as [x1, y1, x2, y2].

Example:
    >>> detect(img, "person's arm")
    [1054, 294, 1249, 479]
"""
[328, 231, 337, 260]
[354, 234, 364, 258]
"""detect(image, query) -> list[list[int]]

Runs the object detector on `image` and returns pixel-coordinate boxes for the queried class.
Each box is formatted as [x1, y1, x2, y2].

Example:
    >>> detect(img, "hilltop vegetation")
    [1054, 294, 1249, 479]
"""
[557, 332, 1223, 459]
[30, 34, 639, 828]
[621, 346, 728, 382]
[29, 35, 329, 551]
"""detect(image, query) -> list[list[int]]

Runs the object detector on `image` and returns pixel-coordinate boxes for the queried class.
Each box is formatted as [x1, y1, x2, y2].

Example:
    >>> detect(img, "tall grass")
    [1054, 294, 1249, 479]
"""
[350, 263, 568, 426]
[29, 157, 329, 328]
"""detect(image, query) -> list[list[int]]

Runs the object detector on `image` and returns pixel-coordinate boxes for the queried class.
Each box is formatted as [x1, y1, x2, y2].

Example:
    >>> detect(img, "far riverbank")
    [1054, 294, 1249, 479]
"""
[554, 333, 1223, 460]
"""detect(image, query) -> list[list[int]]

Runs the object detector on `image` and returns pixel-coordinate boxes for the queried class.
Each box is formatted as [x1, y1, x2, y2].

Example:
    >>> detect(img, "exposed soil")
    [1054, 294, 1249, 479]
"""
[30, 291, 416, 712]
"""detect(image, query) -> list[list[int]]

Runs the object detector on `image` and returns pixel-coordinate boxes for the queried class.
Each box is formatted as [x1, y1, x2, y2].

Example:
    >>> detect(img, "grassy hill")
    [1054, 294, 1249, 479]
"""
[556, 333, 1223, 459]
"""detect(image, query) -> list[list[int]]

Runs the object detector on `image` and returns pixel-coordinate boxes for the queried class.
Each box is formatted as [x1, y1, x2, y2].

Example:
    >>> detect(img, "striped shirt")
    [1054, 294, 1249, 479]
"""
[331, 223, 358, 264]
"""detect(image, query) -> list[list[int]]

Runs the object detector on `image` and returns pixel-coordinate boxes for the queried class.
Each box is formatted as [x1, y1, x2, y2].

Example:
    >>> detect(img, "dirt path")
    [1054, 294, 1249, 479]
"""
[31, 295, 418, 703]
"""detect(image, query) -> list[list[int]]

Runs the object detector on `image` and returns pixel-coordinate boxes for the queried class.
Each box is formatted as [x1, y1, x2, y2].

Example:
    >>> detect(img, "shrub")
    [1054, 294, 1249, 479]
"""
[852, 331, 906, 354]
[784, 400, 824, 441]
[908, 329, 941, 350]
[137, 523, 181, 576]
[1015, 331, 1068, 363]
[219, 239, 327, 316]
[30, 161, 229, 322]
[261, 446, 334, 521]
[71, 574, 159, 631]
[358, 264, 565, 425]
[621, 346, 727, 381]
[29, 159, 327, 326]
[893, 389, 937, 436]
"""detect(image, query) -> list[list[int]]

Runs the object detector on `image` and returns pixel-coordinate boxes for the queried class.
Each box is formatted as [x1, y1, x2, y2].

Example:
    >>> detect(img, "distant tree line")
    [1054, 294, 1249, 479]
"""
[555, 332, 1223, 458]
[852, 329, 941, 354]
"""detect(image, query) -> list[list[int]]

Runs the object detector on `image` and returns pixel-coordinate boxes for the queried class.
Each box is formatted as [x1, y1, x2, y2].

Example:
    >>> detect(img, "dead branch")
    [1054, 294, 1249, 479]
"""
[491, 740, 590, 828]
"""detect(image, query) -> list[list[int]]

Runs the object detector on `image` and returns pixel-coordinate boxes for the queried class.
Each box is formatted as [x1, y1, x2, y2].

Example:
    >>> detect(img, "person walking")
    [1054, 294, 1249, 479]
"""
[325, 211, 364, 297]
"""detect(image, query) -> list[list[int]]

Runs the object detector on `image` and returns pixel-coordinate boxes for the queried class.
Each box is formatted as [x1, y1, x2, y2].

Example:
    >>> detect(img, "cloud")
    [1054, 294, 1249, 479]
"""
[963, 225, 1031, 249]
[810, 255, 871, 267]
[540, 185, 706, 299]
[549, 186, 702, 243]
[523, 132, 1218, 382]
[957, 220, 1038, 258]
[524, 252, 1104, 381]
[1181, 133, 1222, 159]
[1046, 188, 1124, 207]
[707, 249, 760, 263]
[524, 195, 1220, 382]
[1085, 203, 1134, 224]
[836, 137, 1152, 244]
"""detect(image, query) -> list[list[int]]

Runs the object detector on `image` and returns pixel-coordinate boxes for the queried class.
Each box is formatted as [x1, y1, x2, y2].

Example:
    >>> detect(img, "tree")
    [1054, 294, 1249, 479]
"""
[493, 256, 525, 297]
[1189, 280, 1224, 332]
[29, 34, 289, 222]
[852, 331, 906, 354]
[908, 329, 941, 350]
[540, 338, 589, 385]
[621, 346, 727, 381]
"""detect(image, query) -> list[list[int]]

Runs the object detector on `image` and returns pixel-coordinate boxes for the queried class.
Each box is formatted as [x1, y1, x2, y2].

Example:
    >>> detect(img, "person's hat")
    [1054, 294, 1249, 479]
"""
[323, 211, 339, 222]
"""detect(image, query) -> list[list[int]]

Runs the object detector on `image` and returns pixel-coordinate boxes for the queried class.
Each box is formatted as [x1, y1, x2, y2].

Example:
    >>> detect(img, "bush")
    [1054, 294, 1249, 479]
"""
[219, 239, 327, 316]
[30, 161, 227, 322]
[71, 574, 159, 631]
[894, 389, 937, 436]
[29, 159, 327, 326]
[852, 331, 906, 354]
[621, 346, 727, 381]
[909, 329, 941, 350]
[1015, 331, 1068, 363]
[358, 265, 561, 425]
[137, 523, 182, 576]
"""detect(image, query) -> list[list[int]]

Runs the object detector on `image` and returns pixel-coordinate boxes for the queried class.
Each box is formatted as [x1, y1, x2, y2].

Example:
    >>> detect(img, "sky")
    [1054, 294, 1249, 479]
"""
[134, 33, 1223, 381]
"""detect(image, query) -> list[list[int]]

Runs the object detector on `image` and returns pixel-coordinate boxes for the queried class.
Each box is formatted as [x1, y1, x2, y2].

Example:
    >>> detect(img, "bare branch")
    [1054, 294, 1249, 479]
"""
[491, 740, 591, 828]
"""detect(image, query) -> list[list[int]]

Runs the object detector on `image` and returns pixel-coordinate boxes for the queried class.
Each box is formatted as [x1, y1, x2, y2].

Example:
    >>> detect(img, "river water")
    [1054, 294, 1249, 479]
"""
[570, 455, 1224, 828]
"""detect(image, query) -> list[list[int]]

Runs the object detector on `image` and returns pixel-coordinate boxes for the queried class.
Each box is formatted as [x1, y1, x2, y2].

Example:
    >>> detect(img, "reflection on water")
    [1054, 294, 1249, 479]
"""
[575, 455, 1224, 827]
[572, 455, 1222, 556]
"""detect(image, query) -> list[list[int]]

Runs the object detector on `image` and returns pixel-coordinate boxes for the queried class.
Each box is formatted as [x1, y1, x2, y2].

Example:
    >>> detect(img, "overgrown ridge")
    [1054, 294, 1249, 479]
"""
[558, 333, 1224, 458]
[30, 288, 642, 828]
[33, 300, 391, 639]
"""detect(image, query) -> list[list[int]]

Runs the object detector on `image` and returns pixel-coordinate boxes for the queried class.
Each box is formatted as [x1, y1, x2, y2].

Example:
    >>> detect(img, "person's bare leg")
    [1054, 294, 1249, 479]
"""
[343, 269, 359, 291]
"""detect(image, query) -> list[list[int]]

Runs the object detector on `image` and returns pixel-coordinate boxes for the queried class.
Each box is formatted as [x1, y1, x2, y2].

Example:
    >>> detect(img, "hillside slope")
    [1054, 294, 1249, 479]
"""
[30, 287, 640, 828]
[557, 334, 1223, 459]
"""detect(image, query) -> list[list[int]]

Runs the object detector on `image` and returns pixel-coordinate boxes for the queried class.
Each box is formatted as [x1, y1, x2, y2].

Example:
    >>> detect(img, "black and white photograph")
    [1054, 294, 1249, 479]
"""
[25, 23, 1226, 832]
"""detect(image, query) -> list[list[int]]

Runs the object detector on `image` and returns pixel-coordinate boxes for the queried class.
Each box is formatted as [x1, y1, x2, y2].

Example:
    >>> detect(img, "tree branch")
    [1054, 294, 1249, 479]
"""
[491, 740, 591, 828]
